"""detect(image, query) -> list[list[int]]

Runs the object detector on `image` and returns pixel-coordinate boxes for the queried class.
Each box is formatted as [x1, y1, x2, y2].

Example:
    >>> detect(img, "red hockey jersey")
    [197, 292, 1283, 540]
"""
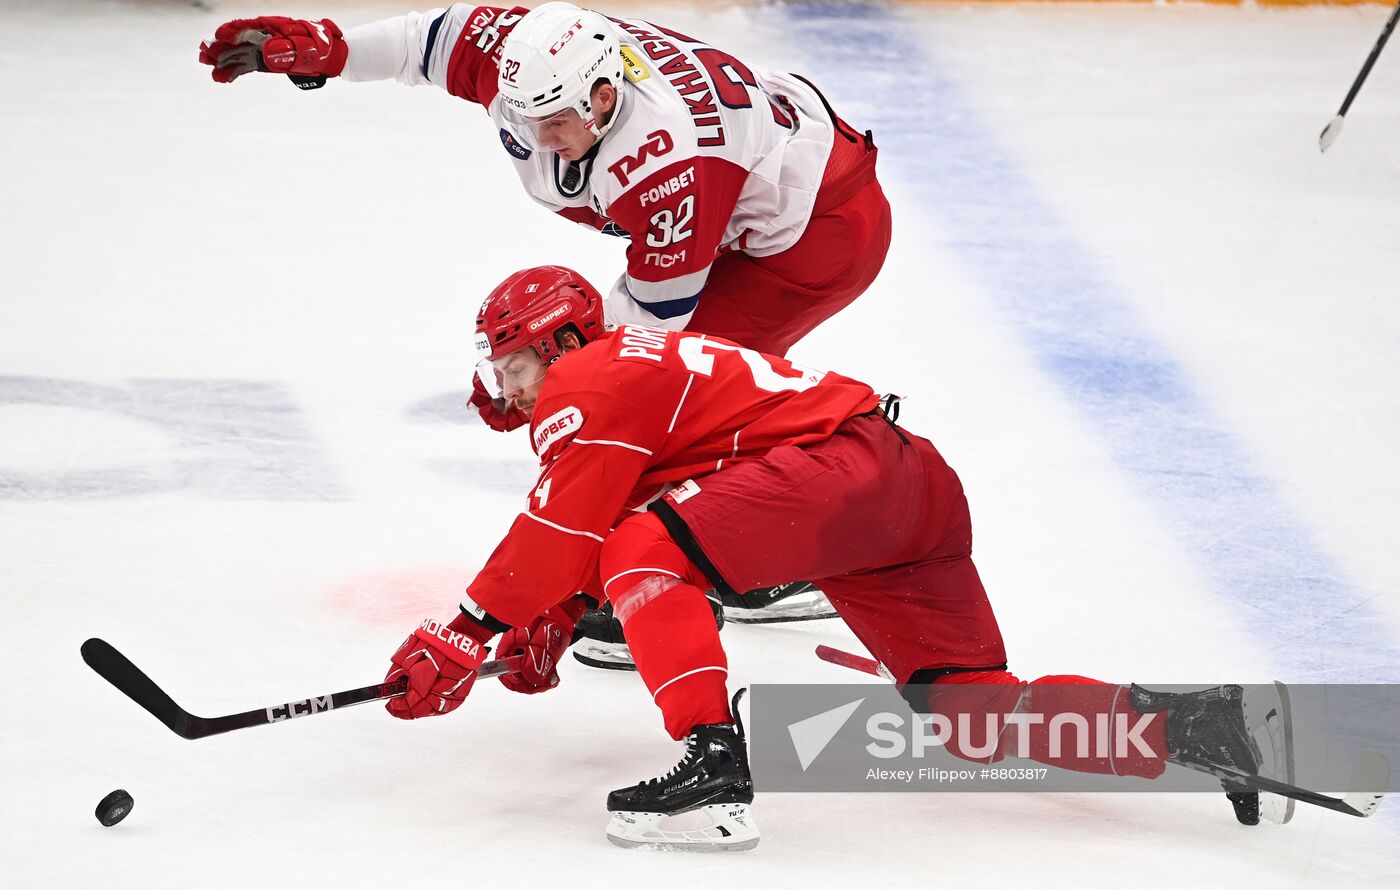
[460, 326, 879, 627]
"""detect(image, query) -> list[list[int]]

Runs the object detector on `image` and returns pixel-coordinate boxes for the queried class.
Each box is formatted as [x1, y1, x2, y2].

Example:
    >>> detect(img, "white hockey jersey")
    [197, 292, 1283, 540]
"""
[343, 5, 836, 331]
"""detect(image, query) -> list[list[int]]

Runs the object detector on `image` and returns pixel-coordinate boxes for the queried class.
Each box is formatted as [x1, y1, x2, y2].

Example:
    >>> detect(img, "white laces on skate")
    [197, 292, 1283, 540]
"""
[639, 734, 705, 788]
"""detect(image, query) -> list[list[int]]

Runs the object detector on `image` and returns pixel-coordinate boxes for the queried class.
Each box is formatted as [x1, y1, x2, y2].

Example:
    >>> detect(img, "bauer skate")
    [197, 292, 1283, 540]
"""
[605, 690, 758, 851]
[570, 601, 641, 671]
[720, 580, 838, 624]
[572, 595, 724, 672]
[1131, 682, 1294, 825]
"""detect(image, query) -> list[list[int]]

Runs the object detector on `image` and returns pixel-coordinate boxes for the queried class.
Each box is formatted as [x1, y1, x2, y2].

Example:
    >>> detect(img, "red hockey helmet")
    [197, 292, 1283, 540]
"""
[474, 265, 605, 396]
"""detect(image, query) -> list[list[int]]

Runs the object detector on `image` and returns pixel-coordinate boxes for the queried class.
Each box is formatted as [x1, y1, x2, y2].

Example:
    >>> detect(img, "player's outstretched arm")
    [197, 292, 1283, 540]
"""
[201, 7, 528, 104]
[199, 17, 349, 84]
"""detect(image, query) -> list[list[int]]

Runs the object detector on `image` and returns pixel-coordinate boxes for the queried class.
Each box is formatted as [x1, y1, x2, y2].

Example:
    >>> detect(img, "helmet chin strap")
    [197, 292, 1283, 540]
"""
[583, 81, 625, 140]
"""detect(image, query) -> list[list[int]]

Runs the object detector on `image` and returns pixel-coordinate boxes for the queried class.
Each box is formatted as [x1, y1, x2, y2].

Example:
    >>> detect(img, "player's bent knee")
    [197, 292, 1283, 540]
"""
[600, 513, 703, 625]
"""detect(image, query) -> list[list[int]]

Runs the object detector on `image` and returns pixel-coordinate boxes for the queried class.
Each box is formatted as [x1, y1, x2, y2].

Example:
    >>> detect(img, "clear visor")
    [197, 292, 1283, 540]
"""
[500, 105, 589, 152]
[474, 346, 548, 402]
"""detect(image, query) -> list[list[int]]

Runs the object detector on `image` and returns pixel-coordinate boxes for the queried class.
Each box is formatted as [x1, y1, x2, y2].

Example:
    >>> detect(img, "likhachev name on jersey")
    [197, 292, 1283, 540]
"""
[340, 5, 837, 330]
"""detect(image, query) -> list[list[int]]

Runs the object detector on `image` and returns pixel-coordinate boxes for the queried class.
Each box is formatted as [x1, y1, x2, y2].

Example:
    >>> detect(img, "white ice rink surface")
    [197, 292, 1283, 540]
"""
[4, 0, 1400, 886]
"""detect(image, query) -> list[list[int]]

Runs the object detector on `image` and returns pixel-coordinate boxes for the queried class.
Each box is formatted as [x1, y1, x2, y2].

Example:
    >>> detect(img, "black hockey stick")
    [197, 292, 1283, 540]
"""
[1172, 753, 1388, 819]
[1320, 0, 1400, 152]
[813, 644, 1389, 818]
[288, 75, 328, 90]
[81, 638, 522, 741]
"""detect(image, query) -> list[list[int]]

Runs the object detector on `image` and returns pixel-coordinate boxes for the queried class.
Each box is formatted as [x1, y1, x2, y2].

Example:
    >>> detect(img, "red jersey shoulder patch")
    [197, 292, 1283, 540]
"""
[532, 405, 584, 454]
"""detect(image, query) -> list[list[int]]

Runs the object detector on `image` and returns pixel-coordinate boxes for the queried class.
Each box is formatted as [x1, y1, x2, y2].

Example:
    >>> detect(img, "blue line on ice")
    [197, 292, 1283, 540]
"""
[782, 2, 1399, 683]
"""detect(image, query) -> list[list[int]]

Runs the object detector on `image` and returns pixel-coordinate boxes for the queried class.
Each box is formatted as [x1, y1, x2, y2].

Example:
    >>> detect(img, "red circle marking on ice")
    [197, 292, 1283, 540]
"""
[322, 567, 474, 627]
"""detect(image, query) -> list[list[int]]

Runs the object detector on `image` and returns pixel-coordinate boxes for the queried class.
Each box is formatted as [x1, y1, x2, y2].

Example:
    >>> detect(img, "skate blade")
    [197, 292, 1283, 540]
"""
[606, 803, 760, 852]
[724, 591, 837, 624]
[1252, 681, 1296, 825]
[571, 641, 636, 672]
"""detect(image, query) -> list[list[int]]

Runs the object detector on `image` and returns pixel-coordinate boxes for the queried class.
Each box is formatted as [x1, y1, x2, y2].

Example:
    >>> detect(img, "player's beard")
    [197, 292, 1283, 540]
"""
[512, 398, 536, 417]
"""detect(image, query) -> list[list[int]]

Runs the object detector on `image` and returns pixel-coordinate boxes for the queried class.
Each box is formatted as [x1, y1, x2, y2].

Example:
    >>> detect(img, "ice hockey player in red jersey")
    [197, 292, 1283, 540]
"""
[380, 266, 1278, 851]
[199, 1, 888, 631]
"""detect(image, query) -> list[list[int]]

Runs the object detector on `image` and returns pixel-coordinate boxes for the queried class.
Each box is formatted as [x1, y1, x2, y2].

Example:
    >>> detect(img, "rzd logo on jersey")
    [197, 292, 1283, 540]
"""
[608, 130, 674, 187]
[533, 406, 583, 453]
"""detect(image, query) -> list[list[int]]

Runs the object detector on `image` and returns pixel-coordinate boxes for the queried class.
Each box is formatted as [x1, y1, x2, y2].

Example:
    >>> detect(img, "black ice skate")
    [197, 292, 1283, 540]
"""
[1131, 682, 1295, 825]
[570, 601, 638, 671]
[720, 580, 839, 624]
[572, 595, 724, 672]
[605, 690, 758, 851]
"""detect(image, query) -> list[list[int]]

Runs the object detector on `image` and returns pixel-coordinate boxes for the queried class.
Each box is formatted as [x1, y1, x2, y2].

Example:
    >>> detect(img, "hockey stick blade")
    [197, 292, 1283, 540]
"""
[81, 638, 521, 740]
[1173, 751, 1389, 818]
[1319, 0, 1400, 152]
[1319, 115, 1345, 153]
[288, 74, 327, 90]
[814, 644, 896, 681]
[815, 644, 882, 677]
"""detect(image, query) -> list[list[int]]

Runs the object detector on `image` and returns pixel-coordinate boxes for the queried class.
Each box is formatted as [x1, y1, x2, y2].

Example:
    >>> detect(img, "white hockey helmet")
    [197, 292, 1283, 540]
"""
[497, 2, 626, 140]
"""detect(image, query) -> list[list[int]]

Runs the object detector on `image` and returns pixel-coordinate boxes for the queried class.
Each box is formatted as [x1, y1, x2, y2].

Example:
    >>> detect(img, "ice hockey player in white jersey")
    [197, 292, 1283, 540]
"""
[199, 3, 888, 358]
[199, 2, 889, 630]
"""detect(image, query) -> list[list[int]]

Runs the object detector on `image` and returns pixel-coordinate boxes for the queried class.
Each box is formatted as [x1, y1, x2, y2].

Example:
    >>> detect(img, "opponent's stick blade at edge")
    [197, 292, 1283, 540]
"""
[81, 638, 520, 740]
[1319, 0, 1400, 152]
[1319, 115, 1345, 153]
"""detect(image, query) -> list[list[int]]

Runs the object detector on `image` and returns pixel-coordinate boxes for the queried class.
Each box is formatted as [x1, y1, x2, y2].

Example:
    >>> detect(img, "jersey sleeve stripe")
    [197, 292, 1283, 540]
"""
[522, 511, 606, 542]
[631, 290, 701, 320]
[624, 266, 710, 302]
[573, 437, 655, 455]
[666, 372, 697, 434]
[652, 666, 729, 699]
[421, 11, 447, 79]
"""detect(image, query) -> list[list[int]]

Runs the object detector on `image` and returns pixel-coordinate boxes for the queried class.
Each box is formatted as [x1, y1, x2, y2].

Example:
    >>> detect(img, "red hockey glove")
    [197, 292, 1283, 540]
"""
[495, 596, 592, 694]
[199, 17, 348, 84]
[469, 374, 530, 432]
[384, 615, 492, 720]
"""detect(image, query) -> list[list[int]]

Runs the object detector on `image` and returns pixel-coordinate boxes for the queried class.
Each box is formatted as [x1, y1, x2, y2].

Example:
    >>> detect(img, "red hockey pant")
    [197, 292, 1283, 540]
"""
[597, 414, 1167, 777]
[686, 146, 892, 358]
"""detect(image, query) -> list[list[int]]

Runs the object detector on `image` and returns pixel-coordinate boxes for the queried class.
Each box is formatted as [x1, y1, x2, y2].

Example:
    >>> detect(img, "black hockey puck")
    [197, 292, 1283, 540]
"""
[95, 789, 134, 827]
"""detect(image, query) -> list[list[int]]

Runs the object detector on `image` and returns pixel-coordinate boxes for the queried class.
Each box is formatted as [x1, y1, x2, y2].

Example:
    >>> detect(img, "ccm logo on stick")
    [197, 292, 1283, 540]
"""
[267, 696, 333, 722]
